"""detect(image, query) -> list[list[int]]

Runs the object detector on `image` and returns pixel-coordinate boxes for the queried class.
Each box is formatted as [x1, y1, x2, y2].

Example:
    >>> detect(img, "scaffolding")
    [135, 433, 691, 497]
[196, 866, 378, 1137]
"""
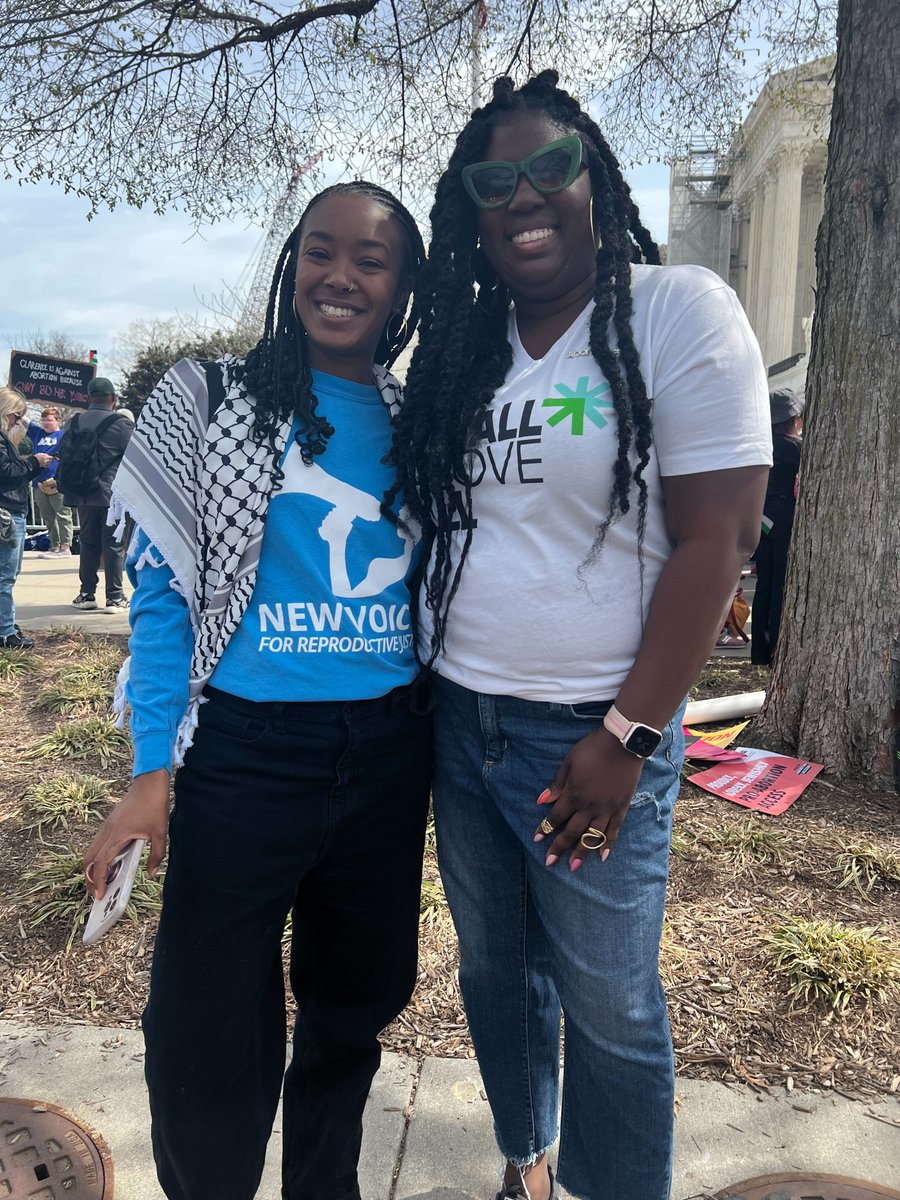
[667, 147, 733, 281]
[241, 153, 323, 329]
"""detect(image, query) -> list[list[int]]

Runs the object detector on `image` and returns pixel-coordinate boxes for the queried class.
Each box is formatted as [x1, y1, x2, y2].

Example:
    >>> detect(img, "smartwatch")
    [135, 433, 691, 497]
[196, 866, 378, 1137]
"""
[603, 703, 663, 759]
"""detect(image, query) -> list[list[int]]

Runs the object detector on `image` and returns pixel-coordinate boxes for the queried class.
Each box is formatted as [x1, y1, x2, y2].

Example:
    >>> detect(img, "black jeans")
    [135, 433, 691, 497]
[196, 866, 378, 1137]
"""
[142, 679, 432, 1200]
[77, 504, 126, 601]
[751, 499, 795, 665]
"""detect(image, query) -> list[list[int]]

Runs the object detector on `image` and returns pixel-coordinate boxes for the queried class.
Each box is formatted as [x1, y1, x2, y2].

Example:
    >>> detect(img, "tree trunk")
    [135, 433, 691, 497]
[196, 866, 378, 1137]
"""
[756, 0, 900, 789]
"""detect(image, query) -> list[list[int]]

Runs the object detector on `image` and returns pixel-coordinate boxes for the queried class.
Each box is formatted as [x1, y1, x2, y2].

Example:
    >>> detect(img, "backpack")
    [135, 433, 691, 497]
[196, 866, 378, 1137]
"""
[56, 413, 122, 496]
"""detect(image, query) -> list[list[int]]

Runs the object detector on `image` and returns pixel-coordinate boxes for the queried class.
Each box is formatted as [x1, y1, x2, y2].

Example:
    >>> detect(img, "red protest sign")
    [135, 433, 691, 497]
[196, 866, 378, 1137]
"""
[688, 747, 823, 815]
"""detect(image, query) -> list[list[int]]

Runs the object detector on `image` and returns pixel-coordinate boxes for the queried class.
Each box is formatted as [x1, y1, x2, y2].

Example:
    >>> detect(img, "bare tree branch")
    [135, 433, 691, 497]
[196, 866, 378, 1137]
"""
[0, 1, 837, 221]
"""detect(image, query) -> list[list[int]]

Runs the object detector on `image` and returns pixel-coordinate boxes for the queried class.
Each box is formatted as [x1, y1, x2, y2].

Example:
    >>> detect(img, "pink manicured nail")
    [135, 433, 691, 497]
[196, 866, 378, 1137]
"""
[545, 853, 558, 867]
[601, 849, 611, 862]
[537, 789, 552, 805]
[570, 858, 583, 872]
[534, 832, 545, 843]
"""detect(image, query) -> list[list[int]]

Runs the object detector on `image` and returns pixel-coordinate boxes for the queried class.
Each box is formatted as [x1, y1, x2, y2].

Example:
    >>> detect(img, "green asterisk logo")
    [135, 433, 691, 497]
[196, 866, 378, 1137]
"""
[541, 377, 613, 435]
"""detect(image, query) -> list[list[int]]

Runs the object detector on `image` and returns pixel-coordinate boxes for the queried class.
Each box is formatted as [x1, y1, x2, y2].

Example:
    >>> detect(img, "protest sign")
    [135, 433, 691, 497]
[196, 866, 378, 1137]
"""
[688, 747, 823, 815]
[8, 351, 96, 410]
[683, 720, 749, 761]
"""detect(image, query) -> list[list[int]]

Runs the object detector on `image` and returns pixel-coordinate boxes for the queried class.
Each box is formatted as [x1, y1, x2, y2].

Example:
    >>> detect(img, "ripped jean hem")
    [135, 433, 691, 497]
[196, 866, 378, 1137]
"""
[497, 1138, 557, 1172]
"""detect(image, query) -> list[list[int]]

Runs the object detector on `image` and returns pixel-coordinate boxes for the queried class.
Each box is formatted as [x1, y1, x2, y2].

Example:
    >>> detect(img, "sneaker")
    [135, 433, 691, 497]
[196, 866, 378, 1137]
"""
[716, 631, 746, 648]
[0, 631, 35, 650]
[72, 592, 99, 609]
[104, 597, 130, 611]
[39, 547, 72, 558]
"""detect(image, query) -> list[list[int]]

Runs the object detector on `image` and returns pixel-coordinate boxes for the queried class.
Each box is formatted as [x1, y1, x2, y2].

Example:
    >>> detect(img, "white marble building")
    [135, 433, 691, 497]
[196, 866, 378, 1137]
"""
[668, 60, 833, 388]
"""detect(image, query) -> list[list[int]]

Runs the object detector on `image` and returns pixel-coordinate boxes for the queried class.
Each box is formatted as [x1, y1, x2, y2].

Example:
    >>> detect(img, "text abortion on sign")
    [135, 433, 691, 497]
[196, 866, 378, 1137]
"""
[8, 351, 96, 410]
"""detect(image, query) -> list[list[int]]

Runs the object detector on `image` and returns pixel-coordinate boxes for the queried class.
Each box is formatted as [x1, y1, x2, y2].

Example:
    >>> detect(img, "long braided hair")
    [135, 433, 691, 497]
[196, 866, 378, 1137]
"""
[237, 181, 426, 466]
[387, 71, 659, 662]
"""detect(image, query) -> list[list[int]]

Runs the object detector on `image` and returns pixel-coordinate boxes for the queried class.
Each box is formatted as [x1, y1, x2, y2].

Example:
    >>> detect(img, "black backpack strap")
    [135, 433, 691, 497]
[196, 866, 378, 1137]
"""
[200, 360, 226, 425]
[93, 413, 122, 437]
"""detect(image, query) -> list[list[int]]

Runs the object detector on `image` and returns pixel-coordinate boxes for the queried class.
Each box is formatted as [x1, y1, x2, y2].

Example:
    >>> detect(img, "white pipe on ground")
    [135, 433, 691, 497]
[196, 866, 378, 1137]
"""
[683, 691, 765, 725]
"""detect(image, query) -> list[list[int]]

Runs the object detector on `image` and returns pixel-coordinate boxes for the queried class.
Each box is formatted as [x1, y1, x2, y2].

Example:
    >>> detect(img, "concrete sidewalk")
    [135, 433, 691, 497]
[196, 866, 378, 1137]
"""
[14, 552, 131, 635]
[1, 1021, 898, 1199]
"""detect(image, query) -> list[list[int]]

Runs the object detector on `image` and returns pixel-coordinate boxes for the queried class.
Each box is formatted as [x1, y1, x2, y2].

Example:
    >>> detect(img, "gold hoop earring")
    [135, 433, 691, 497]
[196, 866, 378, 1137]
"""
[589, 196, 599, 248]
[385, 311, 408, 352]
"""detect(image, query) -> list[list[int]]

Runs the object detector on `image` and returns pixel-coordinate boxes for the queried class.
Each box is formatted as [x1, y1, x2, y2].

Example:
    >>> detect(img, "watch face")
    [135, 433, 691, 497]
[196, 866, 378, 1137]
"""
[624, 725, 662, 758]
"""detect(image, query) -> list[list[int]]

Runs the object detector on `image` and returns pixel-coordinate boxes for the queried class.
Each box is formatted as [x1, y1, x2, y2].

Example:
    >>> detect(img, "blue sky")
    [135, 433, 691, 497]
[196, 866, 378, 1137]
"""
[0, 162, 670, 384]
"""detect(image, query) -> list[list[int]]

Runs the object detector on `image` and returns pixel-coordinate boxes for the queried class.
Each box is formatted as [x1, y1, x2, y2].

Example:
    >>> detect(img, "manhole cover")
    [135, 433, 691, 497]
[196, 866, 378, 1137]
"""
[0, 1098, 113, 1198]
[717, 1173, 900, 1200]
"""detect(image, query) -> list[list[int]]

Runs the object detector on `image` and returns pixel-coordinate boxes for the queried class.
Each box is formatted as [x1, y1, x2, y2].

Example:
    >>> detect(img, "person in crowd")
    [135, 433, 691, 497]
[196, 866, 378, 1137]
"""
[751, 386, 804, 666]
[83, 182, 431, 1200]
[388, 72, 772, 1200]
[59, 377, 133, 611]
[25, 406, 74, 558]
[0, 387, 54, 649]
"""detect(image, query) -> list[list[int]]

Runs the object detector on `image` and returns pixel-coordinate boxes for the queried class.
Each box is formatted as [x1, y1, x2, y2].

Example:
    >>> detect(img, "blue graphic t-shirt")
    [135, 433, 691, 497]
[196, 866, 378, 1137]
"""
[26, 422, 64, 484]
[211, 370, 420, 701]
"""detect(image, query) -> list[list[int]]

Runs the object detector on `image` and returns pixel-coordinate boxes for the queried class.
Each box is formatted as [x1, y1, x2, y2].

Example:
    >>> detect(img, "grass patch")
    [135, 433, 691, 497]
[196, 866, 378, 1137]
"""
[24, 716, 130, 766]
[670, 826, 697, 859]
[22, 846, 162, 952]
[33, 646, 123, 714]
[21, 774, 112, 837]
[40, 625, 92, 643]
[58, 644, 123, 686]
[699, 817, 789, 866]
[34, 677, 112, 715]
[420, 878, 449, 925]
[0, 648, 39, 681]
[834, 841, 900, 897]
[766, 917, 900, 1010]
[425, 806, 437, 853]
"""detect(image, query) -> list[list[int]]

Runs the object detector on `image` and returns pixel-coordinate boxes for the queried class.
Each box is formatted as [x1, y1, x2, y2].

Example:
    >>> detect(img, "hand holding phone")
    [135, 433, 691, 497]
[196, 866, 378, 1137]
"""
[83, 839, 145, 945]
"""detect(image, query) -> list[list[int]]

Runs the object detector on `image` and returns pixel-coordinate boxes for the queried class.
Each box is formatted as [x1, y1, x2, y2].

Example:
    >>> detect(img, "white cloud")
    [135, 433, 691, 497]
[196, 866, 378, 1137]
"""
[1, 180, 259, 380]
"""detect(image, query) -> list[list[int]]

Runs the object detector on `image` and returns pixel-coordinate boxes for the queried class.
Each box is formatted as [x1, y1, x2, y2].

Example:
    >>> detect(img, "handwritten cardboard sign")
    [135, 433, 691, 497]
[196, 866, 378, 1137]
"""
[688, 747, 823, 815]
[8, 351, 96, 410]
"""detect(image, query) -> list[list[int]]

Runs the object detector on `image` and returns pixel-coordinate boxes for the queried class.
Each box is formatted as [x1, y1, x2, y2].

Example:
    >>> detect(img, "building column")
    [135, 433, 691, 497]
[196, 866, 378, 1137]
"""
[765, 142, 808, 363]
[729, 197, 749, 302]
[793, 161, 826, 353]
[751, 168, 778, 358]
[743, 181, 764, 326]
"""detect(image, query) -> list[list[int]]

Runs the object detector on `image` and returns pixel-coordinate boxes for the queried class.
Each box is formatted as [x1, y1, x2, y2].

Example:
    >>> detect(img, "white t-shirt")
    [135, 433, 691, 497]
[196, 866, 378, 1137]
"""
[420, 263, 773, 702]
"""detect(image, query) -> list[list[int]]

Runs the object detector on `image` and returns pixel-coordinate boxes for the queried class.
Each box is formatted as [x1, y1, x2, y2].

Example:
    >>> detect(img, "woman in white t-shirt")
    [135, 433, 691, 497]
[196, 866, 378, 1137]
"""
[388, 73, 772, 1200]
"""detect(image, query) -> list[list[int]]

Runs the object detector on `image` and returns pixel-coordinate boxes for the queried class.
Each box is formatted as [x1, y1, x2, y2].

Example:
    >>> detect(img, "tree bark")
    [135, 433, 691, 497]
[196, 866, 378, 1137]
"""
[756, 0, 900, 789]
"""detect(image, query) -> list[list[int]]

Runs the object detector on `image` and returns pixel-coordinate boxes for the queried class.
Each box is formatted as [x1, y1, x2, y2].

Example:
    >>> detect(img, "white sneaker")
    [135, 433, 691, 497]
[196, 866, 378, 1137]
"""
[39, 547, 72, 558]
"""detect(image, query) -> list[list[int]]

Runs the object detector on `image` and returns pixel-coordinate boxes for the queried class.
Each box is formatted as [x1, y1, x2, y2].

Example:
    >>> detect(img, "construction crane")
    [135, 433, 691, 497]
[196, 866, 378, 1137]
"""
[241, 153, 323, 329]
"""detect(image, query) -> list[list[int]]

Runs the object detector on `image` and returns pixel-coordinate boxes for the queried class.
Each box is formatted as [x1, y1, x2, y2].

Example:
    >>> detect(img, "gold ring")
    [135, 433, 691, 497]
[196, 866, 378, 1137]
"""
[580, 827, 607, 851]
[539, 818, 555, 836]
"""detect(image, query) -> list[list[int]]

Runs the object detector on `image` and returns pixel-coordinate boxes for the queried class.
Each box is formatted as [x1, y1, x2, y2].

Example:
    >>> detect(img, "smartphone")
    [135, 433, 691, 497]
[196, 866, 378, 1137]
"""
[83, 839, 146, 946]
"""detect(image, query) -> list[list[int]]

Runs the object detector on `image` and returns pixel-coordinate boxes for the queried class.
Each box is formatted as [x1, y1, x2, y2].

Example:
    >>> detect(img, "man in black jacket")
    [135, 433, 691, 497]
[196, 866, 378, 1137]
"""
[60, 377, 133, 612]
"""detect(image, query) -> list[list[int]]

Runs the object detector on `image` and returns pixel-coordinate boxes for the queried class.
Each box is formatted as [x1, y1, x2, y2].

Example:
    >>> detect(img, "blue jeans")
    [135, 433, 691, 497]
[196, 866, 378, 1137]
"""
[0, 512, 26, 637]
[432, 675, 685, 1200]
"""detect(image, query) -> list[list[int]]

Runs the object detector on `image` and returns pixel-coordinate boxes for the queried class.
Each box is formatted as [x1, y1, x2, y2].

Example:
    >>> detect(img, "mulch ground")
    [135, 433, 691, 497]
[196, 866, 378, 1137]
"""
[1, 635, 898, 1101]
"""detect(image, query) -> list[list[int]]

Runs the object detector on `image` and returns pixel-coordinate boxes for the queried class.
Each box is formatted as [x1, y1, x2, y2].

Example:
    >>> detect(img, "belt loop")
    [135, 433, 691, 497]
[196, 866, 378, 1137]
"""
[270, 701, 286, 735]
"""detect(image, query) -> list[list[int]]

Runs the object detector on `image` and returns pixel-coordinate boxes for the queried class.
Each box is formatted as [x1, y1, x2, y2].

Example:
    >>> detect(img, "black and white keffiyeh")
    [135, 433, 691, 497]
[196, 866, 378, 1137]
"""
[109, 354, 404, 764]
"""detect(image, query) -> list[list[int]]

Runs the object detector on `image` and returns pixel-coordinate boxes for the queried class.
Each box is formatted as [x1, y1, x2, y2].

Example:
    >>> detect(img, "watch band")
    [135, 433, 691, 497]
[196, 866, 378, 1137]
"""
[603, 703, 663, 758]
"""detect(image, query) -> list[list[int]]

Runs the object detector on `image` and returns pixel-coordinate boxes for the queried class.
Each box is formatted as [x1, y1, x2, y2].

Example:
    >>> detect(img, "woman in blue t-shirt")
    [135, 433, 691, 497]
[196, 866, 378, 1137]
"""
[83, 183, 431, 1200]
[26, 406, 74, 557]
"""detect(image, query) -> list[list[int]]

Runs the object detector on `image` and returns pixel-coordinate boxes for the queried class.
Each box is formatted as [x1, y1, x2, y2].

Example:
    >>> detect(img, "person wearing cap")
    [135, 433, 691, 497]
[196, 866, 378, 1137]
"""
[60, 377, 133, 612]
[25, 406, 75, 558]
[751, 386, 804, 665]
